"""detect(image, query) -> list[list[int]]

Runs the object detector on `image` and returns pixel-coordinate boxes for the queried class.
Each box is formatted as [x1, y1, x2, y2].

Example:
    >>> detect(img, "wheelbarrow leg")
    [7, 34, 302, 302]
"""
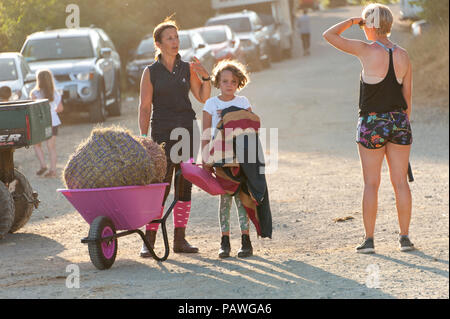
[139, 198, 178, 261]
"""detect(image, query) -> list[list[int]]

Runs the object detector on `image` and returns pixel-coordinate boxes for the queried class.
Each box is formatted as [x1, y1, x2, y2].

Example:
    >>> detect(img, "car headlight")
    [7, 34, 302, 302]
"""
[75, 72, 94, 81]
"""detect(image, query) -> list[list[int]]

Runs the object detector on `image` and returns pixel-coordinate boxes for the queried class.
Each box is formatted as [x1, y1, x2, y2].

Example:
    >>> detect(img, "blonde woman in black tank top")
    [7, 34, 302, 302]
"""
[323, 4, 414, 253]
[138, 18, 211, 257]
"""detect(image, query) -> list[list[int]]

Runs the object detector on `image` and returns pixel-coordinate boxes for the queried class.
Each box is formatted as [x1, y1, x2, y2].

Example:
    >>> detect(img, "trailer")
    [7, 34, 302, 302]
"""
[0, 99, 50, 239]
[211, 0, 296, 58]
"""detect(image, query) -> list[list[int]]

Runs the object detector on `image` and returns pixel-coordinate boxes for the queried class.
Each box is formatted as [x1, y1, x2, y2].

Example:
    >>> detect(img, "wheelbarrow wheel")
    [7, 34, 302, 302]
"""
[0, 181, 14, 239]
[9, 169, 34, 233]
[88, 216, 117, 270]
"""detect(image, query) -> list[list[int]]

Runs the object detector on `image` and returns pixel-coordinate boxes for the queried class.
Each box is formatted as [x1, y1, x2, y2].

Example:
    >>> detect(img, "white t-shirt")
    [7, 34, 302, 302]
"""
[203, 95, 252, 138]
[31, 90, 62, 127]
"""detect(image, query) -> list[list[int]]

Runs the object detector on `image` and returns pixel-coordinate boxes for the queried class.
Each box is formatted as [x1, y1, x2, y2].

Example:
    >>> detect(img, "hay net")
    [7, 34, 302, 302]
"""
[63, 125, 166, 189]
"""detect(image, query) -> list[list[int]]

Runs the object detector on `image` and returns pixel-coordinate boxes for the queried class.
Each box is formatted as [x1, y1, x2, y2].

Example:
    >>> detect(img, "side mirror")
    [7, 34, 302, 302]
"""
[100, 47, 112, 59]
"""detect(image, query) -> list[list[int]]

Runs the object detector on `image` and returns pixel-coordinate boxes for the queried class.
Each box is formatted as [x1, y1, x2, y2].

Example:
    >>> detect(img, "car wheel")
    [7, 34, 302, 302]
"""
[250, 47, 263, 72]
[89, 84, 107, 123]
[272, 44, 283, 62]
[108, 75, 122, 117]
[9, 169, 34, 234]
[0, 181, 14, 239]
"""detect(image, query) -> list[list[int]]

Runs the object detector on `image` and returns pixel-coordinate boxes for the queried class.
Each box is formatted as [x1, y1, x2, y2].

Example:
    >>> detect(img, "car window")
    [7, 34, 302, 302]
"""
[207, 17, 252, 33]
[253, 14, 263, 30]
[136, 38, 156, 57]
[20, 59, 30, 77]
[198, 29, 228, 44]
[0, 58, 18, 81]
[191, 32, 206, 48]
[22, 36, 94, 62]
[97, 29, 116, 51]
[179, 33, 192, 50]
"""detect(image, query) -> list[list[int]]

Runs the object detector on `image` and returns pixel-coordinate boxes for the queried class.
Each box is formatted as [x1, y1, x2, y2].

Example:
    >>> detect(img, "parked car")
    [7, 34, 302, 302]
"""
[0, 52, 35, 101]
[126, 29, 216, 90]
[192, 25, 245, 64]
[206, 10, 271, 71]
[258, 13, 284, 62]
[20, 27, 122, 123]
[411, 19, 430, 37]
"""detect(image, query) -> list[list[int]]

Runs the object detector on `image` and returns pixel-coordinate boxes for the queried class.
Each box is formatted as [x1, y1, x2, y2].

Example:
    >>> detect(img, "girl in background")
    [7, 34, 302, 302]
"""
[30, 69, 63, 178]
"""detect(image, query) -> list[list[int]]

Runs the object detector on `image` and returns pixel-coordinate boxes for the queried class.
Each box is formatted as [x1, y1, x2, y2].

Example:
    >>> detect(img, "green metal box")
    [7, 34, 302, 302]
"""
[0, 99, 52, 149]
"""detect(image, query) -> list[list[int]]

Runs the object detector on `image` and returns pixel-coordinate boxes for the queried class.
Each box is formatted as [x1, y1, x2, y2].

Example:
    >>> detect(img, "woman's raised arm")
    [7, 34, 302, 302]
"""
[322, 17, 367, 56]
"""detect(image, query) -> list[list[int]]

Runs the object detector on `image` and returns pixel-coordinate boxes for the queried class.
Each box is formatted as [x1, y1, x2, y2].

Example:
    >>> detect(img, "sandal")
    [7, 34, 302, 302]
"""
[36, 167, 47, 176]
[44, 170, 57, 178]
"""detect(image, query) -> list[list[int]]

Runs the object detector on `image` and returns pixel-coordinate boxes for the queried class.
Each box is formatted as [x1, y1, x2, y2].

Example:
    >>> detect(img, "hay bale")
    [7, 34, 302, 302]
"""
[136, 137, 167, 183]
[63, 126, 153, 189]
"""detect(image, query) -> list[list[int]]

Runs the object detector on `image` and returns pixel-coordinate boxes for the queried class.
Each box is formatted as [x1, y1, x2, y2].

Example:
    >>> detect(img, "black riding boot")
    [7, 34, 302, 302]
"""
[237, 234, 253, 258]
[218, 235, 231, 259]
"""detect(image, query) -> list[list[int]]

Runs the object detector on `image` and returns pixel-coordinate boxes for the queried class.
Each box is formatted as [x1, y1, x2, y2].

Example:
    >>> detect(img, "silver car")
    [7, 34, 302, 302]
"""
[0, 52, 35, 101]
[21, 28, 121, 123]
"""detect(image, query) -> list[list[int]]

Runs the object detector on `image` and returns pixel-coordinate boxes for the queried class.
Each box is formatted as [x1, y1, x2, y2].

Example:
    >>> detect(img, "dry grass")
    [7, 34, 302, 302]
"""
[406, 25, 449, 110]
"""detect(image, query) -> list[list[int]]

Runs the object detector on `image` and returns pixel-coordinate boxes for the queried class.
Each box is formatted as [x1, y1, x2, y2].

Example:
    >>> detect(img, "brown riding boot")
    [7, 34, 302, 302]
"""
[140, 230, 157, 258]
[173, 227, 198, 253]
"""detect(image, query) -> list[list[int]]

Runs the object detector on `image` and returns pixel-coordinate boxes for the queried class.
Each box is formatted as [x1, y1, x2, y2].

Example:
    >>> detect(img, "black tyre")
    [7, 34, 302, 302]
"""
[108, 75, 122, 117]
[0, 181, 14, 239]
[88, 216, 118, 270]
[9, 169, 34, 233]
[89, 84, 107, 123]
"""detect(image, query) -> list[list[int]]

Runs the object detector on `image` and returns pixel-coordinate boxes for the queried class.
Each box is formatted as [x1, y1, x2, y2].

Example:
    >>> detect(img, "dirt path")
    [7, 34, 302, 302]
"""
[1, 5, 448, 299]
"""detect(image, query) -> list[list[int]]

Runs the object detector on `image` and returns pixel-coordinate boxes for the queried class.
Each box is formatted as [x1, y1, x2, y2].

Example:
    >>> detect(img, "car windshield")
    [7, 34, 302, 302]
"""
[22, 36, 94, 62]
[207, 18, 251, 33]
[0, 58, 18, 81]
[198, 29, 228, 44]
[136, 38, 155, 57]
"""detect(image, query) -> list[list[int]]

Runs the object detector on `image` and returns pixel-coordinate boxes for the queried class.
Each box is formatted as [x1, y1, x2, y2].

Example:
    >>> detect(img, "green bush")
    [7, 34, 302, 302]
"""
[0, 0, 214, 64]
[413, 0, 449, 24]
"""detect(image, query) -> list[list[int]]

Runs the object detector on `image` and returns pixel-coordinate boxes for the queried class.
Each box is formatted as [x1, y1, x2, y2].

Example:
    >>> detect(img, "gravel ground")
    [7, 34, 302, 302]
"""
[0, 4, 448, 299]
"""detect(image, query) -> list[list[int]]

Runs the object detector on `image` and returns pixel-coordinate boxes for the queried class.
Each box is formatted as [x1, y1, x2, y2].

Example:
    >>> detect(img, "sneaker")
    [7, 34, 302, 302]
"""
[356, 237, 375, 254]
[399, 235, 415, 252]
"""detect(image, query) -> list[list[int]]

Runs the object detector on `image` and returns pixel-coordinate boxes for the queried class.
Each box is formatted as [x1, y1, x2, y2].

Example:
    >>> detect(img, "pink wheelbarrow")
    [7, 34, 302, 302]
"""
[58, 162, 225, 270]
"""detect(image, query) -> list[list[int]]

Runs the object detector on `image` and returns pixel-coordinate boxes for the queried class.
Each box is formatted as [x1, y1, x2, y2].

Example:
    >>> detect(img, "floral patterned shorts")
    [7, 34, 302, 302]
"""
[356, 111, 412, 149]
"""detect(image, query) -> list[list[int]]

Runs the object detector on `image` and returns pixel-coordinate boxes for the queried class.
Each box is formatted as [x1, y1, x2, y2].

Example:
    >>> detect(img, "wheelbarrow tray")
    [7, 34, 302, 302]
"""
[57, 183, 169, 230]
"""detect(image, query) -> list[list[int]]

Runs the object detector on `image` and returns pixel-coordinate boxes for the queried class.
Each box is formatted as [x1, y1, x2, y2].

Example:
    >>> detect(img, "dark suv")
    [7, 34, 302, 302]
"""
[206, 10, 271, 71]
[21, 28, 121, 123]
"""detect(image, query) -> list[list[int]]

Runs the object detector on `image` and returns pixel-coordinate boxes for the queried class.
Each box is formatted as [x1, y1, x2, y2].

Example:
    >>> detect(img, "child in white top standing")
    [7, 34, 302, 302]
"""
[30, 69, 63, 178]
[202, 59, 254, 259]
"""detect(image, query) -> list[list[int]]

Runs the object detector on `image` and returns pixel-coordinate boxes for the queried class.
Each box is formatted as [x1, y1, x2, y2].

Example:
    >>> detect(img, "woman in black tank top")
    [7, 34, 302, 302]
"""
[138, 18, 211, 256]
[323, 4, 415, 253]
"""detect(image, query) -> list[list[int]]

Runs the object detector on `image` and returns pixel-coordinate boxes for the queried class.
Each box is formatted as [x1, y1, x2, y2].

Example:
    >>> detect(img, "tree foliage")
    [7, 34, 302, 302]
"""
[0, 0, 214, 62]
